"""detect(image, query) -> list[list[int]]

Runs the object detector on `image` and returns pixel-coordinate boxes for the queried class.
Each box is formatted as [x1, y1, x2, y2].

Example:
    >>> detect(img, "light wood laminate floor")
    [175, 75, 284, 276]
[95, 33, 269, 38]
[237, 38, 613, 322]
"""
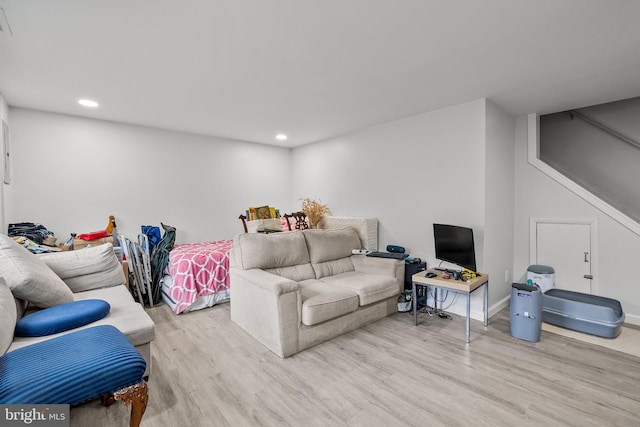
[71, 303, 640, 426]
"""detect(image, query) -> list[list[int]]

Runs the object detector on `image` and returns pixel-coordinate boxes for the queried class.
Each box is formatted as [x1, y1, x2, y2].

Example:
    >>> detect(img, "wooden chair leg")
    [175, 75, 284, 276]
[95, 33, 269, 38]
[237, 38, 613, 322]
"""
[286, 217, 292, 231]
[114, 381, 148, 427]
[101, 392, 116, 406]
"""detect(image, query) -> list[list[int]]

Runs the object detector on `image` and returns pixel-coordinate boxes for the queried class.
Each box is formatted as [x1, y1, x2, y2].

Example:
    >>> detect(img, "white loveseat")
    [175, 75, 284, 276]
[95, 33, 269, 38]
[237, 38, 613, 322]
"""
[230, 227, 404, 358]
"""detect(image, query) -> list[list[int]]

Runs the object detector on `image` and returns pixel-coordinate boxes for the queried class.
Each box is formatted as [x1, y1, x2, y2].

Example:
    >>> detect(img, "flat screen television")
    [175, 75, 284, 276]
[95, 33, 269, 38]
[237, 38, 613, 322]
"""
[433, 223, 477, 272]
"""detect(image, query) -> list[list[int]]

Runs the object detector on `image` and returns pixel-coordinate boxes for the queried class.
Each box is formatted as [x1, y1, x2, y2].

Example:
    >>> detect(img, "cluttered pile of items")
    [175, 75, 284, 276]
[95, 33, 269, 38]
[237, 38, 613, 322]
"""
[7, 216, 120, 254]
[239, 205, 285, 233]
[7, 222, 62, 253]
[7, 216, 176, 308]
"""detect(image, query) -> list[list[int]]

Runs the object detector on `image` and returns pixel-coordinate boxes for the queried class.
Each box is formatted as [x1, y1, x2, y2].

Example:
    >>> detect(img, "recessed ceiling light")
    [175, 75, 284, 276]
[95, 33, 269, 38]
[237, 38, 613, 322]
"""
[276, 134, 288, 141]
[78, 99, 99, 107]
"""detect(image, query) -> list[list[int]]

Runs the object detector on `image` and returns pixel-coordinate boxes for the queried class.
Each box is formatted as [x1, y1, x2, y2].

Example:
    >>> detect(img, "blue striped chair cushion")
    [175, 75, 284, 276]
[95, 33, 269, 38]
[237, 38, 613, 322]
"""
[15, 299, 111, 337]
[0, 325, 146, 405]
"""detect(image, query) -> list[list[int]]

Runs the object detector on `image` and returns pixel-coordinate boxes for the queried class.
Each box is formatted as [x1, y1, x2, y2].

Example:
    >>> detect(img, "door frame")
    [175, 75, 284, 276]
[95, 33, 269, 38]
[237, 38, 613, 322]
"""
[529, 218, 599, 295]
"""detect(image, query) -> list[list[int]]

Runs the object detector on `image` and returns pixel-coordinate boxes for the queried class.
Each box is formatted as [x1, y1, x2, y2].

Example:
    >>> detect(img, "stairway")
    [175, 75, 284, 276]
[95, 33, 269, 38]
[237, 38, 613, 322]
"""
[539, 97, 640, 227]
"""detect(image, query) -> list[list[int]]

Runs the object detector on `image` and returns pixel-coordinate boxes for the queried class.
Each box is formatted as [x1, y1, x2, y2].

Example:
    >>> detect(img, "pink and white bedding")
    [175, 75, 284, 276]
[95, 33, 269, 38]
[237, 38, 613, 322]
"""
[162, 240, 233, 314]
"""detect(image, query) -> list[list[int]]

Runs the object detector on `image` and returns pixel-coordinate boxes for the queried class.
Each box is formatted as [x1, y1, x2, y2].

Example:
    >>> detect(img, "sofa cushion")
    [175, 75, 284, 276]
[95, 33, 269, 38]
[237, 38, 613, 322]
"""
[37, 243, 124, 292]
[265, 263, 315, 282]
[0, 278, 17, 354]
[0, 234, 74, 308]
[299, 279, 359, 326]
[13, 296, 28, 320]
[15, 299, 110, 337]
[320, 271, 399, 306]
[317, 216, 378, 250]
[8, 285, 155, 352]
[312, 257, 355, 279]
[234, 231, 310, 270]
[304, 227, 361, 263]
[73, 286, 155, 346]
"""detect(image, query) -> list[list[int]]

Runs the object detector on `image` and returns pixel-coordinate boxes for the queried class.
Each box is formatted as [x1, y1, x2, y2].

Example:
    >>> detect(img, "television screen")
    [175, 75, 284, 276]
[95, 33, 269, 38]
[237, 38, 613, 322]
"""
[433, 223, 477, 272]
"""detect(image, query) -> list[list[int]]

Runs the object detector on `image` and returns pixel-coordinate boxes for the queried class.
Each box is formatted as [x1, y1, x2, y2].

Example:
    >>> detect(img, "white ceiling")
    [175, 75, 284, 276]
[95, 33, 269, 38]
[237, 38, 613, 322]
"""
[1, 0, 640, 147]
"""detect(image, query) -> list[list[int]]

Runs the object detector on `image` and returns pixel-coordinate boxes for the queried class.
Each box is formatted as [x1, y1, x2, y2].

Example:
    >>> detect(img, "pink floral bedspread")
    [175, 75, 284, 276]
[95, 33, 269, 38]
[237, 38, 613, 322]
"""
[165, 240, 233, 314]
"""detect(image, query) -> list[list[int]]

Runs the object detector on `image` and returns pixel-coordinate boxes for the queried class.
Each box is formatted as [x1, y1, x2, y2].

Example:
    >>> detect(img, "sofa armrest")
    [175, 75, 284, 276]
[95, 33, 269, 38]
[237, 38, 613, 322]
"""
[229, 268, 300, 358]
[231, 268, 299, 295]
[351, 255, 405, 293]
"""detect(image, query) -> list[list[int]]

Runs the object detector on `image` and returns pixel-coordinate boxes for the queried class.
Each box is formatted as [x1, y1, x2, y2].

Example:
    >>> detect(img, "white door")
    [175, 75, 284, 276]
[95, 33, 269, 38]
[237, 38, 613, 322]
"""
[535, 222, 592, 293]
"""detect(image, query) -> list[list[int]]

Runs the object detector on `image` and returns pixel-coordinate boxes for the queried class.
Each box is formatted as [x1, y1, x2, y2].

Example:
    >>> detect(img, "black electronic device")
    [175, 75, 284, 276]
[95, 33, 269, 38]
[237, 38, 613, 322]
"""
[433, 223, 477, 272]
[367, 251, 409, 260]
[404, 260, 427, 290]
[386, 245, 406, 254]
[425, 272, 437, 278]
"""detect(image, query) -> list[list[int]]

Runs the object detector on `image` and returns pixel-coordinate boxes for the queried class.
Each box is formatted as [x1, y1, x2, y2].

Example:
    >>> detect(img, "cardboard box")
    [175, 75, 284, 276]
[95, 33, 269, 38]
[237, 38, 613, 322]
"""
[72, 236, 114, 250]
[122, 260, 129, 289]
[42, 235, 58, 247]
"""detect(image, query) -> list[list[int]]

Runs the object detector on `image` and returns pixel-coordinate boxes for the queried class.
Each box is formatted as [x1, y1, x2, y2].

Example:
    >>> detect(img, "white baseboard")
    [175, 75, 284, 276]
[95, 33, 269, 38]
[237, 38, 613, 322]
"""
[467, 294, 510, 321]
[489, 294, 511, 318]
[437, 292, 511, 322]
[624, 313, 640, 326]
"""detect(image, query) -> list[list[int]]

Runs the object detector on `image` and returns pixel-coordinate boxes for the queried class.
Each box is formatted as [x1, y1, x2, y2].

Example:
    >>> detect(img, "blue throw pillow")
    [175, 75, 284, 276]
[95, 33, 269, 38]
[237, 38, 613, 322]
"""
[15, 299, 111, 337]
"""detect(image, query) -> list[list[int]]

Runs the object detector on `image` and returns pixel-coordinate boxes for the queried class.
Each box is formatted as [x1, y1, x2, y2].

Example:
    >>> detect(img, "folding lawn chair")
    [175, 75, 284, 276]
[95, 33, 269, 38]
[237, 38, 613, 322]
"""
[137, 233, 154, 307]
[119, 235, 146, 305]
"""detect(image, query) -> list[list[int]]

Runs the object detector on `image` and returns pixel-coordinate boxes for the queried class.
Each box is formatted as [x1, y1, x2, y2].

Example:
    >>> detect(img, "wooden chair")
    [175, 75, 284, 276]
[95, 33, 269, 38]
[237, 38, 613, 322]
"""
[239, 214, 249, 233]
[283, 212, 309, 230]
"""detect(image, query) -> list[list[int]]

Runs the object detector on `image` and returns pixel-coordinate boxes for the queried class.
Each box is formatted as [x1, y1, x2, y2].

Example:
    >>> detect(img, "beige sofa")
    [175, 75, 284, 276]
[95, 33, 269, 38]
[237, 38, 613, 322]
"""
[0, 235, 155, 376]
[230, 227, 404, 358]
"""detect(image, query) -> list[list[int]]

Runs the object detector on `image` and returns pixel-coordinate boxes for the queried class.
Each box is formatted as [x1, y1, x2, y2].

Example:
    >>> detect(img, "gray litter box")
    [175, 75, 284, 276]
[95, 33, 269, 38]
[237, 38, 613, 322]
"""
[542, 289, 625, 338]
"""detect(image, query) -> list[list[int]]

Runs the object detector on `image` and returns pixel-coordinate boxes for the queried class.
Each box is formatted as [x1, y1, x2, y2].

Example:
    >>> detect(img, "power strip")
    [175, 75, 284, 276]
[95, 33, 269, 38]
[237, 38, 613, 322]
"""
[351, 249, 372, 255]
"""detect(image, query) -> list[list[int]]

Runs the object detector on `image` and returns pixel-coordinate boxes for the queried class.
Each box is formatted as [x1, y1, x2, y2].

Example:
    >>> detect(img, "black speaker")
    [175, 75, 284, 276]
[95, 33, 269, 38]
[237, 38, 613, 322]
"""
[386, 245, 406, 254]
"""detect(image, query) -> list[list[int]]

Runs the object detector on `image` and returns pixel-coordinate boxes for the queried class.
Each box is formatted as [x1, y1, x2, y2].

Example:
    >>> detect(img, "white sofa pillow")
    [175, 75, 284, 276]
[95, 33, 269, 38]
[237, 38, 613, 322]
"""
[37, 243, 125, 292]
[0, 277, 17, 354]
[317, 216, 378, 250]
[304, 227, 361, 264]
[234, 231, 310, 270]
[0, 234, 74, 308]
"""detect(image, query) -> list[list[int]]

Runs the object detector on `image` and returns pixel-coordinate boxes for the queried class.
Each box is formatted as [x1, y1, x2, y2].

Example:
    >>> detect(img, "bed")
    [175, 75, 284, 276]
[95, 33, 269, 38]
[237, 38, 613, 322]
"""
[161, 240, 233, 314]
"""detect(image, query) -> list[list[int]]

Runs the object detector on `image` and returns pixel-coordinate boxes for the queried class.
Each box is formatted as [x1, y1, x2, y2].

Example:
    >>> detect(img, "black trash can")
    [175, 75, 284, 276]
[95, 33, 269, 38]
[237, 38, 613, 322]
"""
[510, 283, 542, 342]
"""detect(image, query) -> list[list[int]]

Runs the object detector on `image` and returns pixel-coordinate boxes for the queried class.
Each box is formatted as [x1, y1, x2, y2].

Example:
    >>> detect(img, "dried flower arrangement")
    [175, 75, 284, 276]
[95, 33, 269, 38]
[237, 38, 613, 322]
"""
[300, 198, 331, 228]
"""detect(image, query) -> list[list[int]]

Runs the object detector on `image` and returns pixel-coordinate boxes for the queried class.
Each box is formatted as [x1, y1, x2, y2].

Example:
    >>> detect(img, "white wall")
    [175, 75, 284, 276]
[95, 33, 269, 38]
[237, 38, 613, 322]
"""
[291, 99, 514, 319]
[484, 100, 516, 312]
[7, 98, 637, 324]
[514, 115, 640, 324]
[292, 99, 486, 257]
[0, 1, 6, 232]
[8, 99, 523, 321]
[0, 93, 8, 231]
[7, 108, 292, 244]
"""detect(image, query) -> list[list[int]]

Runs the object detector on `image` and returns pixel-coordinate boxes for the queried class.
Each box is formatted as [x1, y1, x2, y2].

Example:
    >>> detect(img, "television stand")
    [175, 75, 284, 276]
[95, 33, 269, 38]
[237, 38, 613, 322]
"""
[411, 269, 489, 343]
